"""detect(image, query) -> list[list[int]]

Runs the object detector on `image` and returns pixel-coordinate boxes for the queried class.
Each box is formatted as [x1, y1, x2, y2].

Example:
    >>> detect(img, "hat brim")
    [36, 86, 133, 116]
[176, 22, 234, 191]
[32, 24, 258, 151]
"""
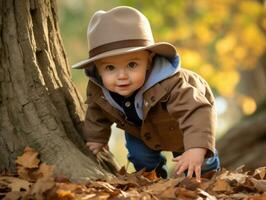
[72, 42, 177, 69]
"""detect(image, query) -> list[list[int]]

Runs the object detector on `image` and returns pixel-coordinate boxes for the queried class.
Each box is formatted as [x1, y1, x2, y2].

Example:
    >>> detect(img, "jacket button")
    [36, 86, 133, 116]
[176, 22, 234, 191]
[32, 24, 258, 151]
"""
[144, 100, 149, 107]
[144, 132, 151, 140]
[154, 144, 161, 149]
[125, 101, 131, 107]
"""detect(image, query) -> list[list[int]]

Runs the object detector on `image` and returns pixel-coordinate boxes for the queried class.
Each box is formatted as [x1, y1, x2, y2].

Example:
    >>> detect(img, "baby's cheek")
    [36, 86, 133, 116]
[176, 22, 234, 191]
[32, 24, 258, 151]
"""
[102, 77, 114, 89]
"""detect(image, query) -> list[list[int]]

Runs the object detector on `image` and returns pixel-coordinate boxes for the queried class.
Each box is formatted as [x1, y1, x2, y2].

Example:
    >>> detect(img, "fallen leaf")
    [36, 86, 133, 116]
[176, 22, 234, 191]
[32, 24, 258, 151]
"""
[32, 163, 55, 179]
[108, 176, 138, 188]
[253, 167, 266, 180]
[219, 170, 248, 184]
[158, 187, 177, 199]
[16, 147, 40, 169]
[175, 187, 198, 199]
[145, 177, 183, 194]
[89, 192, 110, 200]
[29, 177, 55, 200]
[56, 189, 75, 200]
[117, 166, 127, 176]
[2, 191, 24, 200]
[248, 195, 266, 200]
[197, 188, 217, 200]
[87, 181, 116, 193]
[16, 166, 31, 181]
[141, 169, 158, 181]
[234, 165, 246, 173]
[0, 176, 31, 192]
[180, 177, 201, 191]
[212, 179, 233, 193]
[139, 192, 153, 200]
[231, 192, 250, 199]
[249, 178, 266, 192]
[199, 178, 215, 191]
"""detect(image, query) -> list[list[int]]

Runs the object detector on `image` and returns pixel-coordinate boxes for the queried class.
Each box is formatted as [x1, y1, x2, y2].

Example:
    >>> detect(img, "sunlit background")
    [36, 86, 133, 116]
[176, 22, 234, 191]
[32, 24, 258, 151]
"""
[57, 0, 266, 172]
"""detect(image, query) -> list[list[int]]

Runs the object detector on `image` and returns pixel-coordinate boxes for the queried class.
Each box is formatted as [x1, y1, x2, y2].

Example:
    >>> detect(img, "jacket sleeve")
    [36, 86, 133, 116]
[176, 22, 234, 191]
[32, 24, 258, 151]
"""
[167, 72, 216, 157]
[82, 83, 113, 144]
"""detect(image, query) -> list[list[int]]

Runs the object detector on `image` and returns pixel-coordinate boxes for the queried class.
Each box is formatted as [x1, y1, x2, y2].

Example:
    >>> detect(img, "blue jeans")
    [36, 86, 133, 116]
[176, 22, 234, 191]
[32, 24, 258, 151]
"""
[125, 133, 220, 178]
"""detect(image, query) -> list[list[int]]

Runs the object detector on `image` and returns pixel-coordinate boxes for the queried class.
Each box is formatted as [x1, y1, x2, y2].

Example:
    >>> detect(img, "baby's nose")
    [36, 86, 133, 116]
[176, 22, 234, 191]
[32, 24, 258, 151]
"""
[117, 69, 128, 79]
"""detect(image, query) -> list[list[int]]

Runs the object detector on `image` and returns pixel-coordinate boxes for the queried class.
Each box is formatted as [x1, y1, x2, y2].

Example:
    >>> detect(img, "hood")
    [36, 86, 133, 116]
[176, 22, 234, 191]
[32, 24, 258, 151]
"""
[86, 55, 181, 119]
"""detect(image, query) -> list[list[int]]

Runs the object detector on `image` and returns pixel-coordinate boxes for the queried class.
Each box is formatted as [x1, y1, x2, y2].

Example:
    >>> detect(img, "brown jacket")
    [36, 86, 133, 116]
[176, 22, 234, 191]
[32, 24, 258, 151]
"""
[83, 68, 216, 156]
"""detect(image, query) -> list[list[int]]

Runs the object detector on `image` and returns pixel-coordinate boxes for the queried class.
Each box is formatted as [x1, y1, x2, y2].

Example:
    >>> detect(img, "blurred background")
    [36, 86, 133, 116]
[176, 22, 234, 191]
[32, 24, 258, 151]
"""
[57, 0, 266, 172]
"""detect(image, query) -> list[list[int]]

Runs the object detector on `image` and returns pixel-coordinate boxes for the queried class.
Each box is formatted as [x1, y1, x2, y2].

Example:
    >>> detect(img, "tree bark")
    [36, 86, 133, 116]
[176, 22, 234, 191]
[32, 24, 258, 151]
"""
[0, 0, 118, 181]
[217, 110, 266, 170]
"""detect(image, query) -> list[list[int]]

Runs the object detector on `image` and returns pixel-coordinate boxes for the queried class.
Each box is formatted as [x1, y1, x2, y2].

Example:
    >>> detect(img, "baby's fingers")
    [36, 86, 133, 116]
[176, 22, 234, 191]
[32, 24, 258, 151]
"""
[194, 165, 202, 182]
[187, 164, 194, 178]
[176, 163, 188, 175]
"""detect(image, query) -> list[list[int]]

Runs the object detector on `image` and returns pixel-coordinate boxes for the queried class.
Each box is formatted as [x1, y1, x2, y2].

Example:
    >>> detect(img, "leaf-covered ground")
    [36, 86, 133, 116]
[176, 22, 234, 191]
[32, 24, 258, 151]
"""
[1, 147, 266, 200]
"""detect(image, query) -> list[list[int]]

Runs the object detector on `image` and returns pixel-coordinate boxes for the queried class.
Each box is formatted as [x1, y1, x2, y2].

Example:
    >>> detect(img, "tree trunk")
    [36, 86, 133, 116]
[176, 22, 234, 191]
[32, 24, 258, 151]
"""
[217, 111, 266, 170]
[0, 0, 118, 181]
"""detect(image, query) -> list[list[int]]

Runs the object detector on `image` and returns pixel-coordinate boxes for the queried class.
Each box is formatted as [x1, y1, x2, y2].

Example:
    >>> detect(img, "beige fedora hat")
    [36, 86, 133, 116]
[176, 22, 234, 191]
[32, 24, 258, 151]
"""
[72, 6, 177, 69]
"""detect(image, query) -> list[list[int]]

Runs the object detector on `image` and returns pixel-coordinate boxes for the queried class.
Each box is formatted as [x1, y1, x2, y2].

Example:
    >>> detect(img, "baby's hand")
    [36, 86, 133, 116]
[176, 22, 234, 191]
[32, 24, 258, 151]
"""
[86, 142, 108, 155]
[172, 148, 207, 182]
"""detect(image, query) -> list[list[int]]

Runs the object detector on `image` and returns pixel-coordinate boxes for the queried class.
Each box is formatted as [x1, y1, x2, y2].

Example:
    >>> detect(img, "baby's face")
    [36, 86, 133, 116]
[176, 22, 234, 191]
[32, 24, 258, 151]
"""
[95, 50, 150, 97]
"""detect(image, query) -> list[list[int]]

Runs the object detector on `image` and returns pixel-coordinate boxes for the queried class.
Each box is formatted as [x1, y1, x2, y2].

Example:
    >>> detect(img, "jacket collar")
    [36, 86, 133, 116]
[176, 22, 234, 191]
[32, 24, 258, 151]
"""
[135, 55, 180, 119]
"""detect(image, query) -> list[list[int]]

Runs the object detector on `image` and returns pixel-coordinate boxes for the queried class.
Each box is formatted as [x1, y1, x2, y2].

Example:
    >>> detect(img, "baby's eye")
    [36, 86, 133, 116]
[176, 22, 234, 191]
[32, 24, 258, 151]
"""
[105, 65, 115, 71]
[128, 62, 138, 69]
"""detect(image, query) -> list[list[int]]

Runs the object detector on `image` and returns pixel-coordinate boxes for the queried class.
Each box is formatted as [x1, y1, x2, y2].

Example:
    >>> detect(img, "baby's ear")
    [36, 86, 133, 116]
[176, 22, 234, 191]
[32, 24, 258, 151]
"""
[147, 52, 156, 69]
[149, 52, 156, 61]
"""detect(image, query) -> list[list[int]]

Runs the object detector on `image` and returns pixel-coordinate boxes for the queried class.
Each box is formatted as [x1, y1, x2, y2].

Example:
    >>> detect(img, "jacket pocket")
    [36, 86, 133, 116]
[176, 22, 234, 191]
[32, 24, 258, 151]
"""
[155, 119, 184, 151]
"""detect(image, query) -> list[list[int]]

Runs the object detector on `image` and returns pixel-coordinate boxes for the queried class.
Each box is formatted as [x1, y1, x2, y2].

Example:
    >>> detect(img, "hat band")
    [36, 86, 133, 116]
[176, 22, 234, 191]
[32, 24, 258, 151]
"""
[89, 39, 152, 58]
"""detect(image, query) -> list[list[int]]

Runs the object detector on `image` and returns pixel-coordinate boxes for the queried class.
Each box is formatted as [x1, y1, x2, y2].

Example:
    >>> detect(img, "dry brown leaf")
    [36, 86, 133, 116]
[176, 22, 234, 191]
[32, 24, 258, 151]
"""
[117, 166, 127, 176]
[158, 186, 177, 199]
[234, 165, 246, 173]
[139, 192, 153, 200]
[231, 192, 250, 199]
[197, 188, 217, 200]
[0, 176, 31, 192]
[32, 163, 55, 179]
[56, 189, 75, 200]
[57, 183, 83, 192]
[253, 167, 266, 180]
[249, 178, 266, 192]
[108, 176, 139, 188]
[16, 166, 31, 181]
[175, 187, 198, 199]
[212, 179, 233, 193]
[141, 169, 158, 181]
[3, 191, 24, 200]
[219, 170, 248, 184]
[29, 177, 55, 200]
[248, 195, 266, 200]
[145, 177, 183, 195]
[124, 169, 152, 186]
[88, 192, 110, 200]
[16, 147, 40, 169]
[180, 177, 201, 191]
[199, 178, 215, 191]
[87, 181, 120, 198]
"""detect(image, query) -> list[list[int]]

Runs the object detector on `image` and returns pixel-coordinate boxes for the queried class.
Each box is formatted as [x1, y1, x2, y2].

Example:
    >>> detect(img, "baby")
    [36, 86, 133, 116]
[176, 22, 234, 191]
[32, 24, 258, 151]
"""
[73, 6, 220, 181]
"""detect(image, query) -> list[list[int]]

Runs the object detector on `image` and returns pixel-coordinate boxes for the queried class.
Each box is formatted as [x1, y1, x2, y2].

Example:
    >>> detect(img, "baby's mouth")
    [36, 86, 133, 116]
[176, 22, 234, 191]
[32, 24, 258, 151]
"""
[117, 83, 130, 87]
